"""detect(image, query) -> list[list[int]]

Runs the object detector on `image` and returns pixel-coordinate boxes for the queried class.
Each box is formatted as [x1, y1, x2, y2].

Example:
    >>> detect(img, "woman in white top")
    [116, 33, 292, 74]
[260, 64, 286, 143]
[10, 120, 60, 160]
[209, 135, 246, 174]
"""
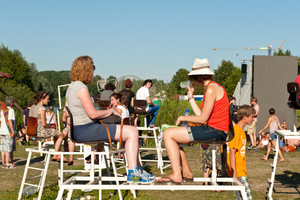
[46, 106, 57, 127]
[110, 92, 130, 121]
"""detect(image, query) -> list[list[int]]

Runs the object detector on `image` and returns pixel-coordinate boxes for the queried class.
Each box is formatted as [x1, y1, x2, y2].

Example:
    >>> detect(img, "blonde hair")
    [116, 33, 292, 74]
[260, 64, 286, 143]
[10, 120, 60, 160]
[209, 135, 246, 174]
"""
[70, 56, 94, 85]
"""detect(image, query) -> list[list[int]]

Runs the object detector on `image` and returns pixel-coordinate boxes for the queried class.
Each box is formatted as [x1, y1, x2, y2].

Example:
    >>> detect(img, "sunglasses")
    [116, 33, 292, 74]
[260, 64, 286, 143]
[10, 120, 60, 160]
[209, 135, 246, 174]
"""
[93, 65, 96, 71]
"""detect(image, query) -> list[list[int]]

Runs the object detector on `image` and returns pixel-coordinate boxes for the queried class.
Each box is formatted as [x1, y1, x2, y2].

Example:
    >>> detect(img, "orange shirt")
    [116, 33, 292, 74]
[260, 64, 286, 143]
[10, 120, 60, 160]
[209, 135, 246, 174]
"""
[200, 82, 229, 131]
[227, 124, 247, 177]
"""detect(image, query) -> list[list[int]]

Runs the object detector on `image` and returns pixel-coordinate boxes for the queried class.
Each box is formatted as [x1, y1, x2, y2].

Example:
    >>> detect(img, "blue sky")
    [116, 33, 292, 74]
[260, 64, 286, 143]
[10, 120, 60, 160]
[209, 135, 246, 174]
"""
[1, 1, 299, 82]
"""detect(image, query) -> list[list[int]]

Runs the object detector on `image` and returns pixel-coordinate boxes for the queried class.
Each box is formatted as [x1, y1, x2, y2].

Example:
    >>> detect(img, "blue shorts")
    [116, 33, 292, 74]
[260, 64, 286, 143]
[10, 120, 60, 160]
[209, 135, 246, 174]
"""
[73, 123, 117, 143]
[187, 125, 227, 142]
[270, 133, 277, 141]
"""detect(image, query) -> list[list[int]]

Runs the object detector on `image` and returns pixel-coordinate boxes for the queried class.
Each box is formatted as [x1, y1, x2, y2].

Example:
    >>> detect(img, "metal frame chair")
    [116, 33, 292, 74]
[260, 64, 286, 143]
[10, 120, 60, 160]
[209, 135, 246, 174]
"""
[55, 106, 129, 200]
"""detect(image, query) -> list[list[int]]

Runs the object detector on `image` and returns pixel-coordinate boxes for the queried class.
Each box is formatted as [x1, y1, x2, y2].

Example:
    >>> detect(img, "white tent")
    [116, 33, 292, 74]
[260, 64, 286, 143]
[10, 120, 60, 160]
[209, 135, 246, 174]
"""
[233, 61, 252, 106]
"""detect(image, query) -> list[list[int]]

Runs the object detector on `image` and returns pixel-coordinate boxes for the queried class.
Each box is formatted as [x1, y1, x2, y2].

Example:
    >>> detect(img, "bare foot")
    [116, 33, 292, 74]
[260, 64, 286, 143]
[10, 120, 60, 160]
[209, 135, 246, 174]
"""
[157, 174, 182, 184]
[182, 172, 193, 180]
[52, 155, 69, 162]
[260, 157, 267, 160]
[278, 159, 284, 162]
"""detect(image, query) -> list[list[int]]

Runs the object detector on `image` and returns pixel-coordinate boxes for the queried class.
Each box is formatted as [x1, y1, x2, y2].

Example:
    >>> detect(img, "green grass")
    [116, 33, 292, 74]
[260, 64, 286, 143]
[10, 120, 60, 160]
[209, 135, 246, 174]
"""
[1, 142, 300, 200]
[2, 100, 299, 199]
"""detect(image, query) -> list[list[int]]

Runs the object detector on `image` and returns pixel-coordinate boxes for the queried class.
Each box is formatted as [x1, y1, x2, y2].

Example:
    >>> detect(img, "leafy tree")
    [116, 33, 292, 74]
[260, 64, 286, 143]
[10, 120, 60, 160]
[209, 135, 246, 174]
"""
[169, 68, 189, 95]
[273, 49, 292, 56]
[0, 81, 35, 128]
[88, 75, 103, 96]
[0, 44, 35, 90]
[39, 70, 70, 98]
[107, 75, 117, 83]
[222, 68, 242, 97]
[214, 60, 242, 97]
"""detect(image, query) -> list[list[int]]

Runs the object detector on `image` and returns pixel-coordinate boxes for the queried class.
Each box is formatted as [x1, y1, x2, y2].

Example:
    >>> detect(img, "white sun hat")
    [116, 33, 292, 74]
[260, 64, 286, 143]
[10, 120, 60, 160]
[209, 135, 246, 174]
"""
[188, 58, 214, 76]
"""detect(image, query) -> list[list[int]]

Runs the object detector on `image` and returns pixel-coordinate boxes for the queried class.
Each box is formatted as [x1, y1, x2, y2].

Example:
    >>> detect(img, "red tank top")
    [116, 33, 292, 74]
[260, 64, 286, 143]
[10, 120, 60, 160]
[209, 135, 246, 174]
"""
[200, 82, 230, 131]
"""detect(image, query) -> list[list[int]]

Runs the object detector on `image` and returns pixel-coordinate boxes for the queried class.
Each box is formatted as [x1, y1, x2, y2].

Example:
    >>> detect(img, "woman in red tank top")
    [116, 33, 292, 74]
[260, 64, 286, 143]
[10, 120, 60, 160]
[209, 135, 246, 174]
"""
[158, 58, 229, 184]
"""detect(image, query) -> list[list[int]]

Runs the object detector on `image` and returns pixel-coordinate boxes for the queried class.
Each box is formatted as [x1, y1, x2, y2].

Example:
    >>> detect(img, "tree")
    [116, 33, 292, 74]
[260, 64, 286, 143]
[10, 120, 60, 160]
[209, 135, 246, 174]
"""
[0, 44, 36, 90]
[107, 75, 117, 83]
[39, 70, 70, 98]
[0, 44, 36, 111]
[169, 68, 189, 95]
[214, 60, 242, 97]
[273, 49, 292, 56]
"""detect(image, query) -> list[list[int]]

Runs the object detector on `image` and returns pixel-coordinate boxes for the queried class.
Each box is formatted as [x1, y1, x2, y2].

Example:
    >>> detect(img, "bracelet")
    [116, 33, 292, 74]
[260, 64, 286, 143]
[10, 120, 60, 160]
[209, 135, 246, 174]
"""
[109, 108, 114, 115]
[187, 96, 194, 101]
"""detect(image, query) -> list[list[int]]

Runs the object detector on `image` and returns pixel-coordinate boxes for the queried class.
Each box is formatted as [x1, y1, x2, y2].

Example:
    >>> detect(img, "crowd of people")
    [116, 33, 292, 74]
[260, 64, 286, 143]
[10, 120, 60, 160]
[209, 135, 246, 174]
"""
[1, 56, 300, 199]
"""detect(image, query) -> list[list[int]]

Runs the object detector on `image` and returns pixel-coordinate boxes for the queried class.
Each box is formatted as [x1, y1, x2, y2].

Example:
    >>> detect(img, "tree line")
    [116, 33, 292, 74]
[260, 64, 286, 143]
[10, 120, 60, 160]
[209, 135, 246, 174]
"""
[0, 44, 296, 128]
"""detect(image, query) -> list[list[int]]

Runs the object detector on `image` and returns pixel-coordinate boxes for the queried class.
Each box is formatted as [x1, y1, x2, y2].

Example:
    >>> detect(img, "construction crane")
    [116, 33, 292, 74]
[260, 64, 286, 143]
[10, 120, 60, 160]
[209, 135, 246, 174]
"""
[213, 40, 285, 56]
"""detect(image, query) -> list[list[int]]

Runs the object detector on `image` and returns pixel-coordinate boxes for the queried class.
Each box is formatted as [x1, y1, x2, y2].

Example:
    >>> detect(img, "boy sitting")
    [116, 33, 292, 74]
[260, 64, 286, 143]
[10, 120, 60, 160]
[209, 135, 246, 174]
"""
[227, 104, 255, 200]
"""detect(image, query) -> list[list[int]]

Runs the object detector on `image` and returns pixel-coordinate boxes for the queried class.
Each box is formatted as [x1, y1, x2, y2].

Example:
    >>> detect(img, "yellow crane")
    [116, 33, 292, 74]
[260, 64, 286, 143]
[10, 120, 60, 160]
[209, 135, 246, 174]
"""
[213, 40, 285, 56]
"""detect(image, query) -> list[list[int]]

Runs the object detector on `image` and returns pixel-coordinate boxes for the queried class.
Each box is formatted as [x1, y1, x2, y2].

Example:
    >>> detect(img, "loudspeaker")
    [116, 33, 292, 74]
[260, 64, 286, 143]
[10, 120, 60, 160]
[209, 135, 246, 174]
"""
[241, 64, 247, 73]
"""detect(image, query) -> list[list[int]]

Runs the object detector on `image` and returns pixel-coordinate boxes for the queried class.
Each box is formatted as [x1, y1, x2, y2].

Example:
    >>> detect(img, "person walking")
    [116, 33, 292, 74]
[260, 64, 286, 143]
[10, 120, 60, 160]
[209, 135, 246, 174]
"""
[259, 108, 284, 162]
[247, 97, 259, 149]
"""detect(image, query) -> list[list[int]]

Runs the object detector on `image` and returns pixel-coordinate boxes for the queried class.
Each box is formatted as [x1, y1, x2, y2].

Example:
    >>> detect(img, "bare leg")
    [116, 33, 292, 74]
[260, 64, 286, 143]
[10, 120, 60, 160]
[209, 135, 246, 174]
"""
[262, 141, 272, 160]
[270, 140, 284, 161]
[203, 168, 210, 185]
[249, 134, 253, 146]
[5, 152, 10, 165]
[114, 125, 139, 169]
[179, 147, 193, 179]
[68, 140, 75, 162]
[252, 133, 257, 147]
[1, 152, 5, 165]
[63, 137, 69, 152]
[10, 151, 14, 164]
[157, 127, 191, 183]
[52, 133, 68, 161]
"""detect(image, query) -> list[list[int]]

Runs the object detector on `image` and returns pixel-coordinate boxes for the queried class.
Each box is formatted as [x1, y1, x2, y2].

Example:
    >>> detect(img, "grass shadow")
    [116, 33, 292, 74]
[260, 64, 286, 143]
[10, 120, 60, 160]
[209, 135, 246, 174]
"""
[273, 170, 300, 195]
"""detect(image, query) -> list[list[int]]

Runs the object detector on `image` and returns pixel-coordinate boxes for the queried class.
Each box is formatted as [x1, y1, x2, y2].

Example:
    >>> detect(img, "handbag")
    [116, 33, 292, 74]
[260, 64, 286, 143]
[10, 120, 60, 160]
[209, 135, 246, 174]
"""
[188, 121, 207, 127]
[100, 114, 121, 124]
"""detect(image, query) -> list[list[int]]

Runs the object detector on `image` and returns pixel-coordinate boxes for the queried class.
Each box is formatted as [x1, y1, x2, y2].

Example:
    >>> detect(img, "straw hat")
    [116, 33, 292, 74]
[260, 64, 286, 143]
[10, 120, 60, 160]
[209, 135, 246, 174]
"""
[188, 58, 214, 76]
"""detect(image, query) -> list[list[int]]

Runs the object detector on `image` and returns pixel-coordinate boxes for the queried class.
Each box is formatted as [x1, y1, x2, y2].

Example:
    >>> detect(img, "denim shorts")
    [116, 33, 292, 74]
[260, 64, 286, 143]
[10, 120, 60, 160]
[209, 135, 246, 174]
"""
[187, 125, 227, 142]
[73, 123, 116, 143]
[270, 133, 277, 141]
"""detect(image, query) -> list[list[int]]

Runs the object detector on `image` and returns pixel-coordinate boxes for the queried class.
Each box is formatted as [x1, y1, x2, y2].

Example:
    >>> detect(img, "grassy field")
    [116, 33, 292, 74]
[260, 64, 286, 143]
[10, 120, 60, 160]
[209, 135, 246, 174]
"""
[0, 141, 299, 200]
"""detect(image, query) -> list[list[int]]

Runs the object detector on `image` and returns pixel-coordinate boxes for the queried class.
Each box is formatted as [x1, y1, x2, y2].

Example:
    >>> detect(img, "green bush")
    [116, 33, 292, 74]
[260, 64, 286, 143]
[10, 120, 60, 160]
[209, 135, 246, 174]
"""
[155, 99, 202, 127]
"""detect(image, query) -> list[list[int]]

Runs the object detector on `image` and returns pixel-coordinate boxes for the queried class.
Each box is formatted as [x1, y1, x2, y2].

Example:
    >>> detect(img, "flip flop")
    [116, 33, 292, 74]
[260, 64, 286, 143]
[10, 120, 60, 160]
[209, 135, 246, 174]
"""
[52, 157, 69, 163]
[158, 176, 181, 185]
[183, 177, 194, 182]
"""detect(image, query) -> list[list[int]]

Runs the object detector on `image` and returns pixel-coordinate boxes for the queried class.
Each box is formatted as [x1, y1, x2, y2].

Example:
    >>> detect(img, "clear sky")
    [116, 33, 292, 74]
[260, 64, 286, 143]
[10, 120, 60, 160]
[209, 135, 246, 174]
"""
[1, 0, 299, 83]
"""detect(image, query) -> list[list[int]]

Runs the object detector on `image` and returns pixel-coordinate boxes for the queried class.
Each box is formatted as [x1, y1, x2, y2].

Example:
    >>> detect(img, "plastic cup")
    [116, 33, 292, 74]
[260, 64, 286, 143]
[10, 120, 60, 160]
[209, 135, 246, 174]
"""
[180, 80, 193, 88]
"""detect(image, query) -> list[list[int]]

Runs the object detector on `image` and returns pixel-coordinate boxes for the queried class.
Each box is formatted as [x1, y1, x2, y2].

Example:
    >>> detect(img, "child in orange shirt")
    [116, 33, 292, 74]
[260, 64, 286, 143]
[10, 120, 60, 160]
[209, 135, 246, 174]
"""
[227, 105, 256, 200]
